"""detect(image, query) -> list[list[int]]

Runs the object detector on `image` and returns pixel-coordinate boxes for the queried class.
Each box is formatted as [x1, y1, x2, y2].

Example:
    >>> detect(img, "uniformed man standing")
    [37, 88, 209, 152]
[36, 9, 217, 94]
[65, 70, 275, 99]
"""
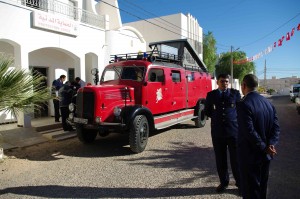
[204, 74, 241, 193]
[237, 74, 280, 199]
[52, 75, 66, 122]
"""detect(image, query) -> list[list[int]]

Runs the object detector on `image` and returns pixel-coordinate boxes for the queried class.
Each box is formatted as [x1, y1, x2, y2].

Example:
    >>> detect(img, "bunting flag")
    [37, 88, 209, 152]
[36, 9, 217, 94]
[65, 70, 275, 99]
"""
[286, 32, 290, 41]
[291, 28, 295, 36]
[278, 38, 283, 46]
[233, 21, 299, 64]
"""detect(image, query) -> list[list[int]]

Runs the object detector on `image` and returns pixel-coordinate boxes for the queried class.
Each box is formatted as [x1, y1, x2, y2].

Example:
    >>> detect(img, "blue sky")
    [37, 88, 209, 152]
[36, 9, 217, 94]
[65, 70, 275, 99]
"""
[118, 0, 300, 79]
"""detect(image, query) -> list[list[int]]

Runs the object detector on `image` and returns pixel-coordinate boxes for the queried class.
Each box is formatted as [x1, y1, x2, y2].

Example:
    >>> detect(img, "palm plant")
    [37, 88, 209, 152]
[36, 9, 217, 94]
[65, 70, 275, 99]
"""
[0, 53, 53, 118]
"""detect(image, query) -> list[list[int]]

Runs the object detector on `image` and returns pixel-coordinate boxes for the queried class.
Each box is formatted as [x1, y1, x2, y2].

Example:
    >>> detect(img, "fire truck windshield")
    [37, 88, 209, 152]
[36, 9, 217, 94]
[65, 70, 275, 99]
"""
[101, 66, 145, 82]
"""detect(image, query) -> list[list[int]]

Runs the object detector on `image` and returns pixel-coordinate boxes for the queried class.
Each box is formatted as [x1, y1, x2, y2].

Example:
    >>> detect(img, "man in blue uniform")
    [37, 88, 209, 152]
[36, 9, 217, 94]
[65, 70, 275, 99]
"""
[237, 74, 280, 199]
[204, 74, 241, 193]
[52, 75, 66, 122]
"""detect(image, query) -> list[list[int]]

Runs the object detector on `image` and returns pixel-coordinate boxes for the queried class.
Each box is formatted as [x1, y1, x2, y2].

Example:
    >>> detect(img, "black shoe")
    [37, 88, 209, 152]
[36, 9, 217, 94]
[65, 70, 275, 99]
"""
[216, 184, 228, 193]
[55, 120, 60, 122]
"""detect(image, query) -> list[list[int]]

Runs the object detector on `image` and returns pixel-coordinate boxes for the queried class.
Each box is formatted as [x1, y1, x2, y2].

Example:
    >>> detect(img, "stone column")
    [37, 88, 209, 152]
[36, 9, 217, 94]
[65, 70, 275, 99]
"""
[15, 47, 32, 127]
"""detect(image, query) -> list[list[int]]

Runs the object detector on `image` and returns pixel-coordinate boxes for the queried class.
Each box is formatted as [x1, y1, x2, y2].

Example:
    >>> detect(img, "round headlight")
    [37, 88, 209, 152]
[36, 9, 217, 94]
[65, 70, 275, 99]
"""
[69, 103, 75, 112]
[95, 117, 101, 123]
[113, 107, 122, 117]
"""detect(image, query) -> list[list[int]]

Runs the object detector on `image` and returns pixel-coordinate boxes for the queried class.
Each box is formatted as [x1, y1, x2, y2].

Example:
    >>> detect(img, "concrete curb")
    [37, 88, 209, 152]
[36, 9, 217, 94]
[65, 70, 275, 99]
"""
[0, 118, 77, 151]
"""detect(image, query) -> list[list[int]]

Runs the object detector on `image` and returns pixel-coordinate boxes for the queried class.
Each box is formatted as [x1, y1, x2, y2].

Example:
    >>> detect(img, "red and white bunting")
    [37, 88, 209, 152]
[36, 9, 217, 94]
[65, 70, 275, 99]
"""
[234, 22, 299, 64]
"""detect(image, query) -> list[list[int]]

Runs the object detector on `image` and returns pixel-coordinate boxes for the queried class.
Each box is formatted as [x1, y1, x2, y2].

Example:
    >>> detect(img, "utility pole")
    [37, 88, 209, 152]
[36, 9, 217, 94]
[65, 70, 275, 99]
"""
[264, 59, 267, 88]
[230, 46, 233, 88]
[230, 46, 240, 88]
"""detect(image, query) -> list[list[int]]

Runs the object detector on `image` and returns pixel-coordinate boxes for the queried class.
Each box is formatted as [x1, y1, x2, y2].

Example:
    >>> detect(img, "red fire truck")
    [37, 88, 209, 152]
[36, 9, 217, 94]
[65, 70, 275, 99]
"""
[69, 39, 212, 153]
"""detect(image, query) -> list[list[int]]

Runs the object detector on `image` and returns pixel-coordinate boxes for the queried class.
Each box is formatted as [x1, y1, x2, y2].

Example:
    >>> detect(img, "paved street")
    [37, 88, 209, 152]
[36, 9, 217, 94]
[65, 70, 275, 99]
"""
[0, 95, 299, 199]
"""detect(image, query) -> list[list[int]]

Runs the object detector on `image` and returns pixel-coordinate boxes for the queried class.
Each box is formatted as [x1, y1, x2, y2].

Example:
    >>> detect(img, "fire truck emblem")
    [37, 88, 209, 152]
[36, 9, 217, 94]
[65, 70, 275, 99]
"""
[156, 88, 163, 103]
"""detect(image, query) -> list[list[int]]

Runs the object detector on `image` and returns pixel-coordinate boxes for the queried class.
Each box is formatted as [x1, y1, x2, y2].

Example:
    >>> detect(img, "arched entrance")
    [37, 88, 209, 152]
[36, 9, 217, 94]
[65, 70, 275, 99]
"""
[29, 47, 80, 118]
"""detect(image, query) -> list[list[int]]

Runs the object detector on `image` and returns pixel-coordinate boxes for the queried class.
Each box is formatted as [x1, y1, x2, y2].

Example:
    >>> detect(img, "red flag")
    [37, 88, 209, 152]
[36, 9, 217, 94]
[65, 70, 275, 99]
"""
[291, 28, 295, 36]
[278, 38, 283, 46]
[274, 42, 276, 47]
[286, 32, 290, 41]
[297, 23, 300, 31]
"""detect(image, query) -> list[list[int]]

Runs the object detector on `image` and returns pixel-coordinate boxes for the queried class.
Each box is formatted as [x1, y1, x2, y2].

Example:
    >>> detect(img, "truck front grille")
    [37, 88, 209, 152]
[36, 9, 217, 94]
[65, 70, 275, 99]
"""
[76, 91, 95, 123]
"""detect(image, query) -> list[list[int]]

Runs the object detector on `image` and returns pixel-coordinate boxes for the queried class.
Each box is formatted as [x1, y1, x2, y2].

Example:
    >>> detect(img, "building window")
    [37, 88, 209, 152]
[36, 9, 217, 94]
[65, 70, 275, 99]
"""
[68, 68, 75, 81]
[26, 0, 40, 9]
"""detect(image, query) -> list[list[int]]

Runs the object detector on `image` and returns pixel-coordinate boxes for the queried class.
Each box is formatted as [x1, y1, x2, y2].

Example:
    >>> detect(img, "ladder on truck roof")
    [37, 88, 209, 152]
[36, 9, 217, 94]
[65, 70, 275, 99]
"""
[109, 39, 208, 73]
[148, 39, 208, 72]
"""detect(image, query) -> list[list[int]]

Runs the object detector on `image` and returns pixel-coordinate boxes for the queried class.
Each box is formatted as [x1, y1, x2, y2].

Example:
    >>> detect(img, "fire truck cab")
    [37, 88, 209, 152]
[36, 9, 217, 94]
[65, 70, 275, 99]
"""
[69, 39, 212, 153]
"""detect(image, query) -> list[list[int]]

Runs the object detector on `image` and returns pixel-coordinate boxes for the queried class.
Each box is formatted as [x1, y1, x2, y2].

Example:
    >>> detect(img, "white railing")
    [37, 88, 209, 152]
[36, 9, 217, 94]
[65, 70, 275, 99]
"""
[12, 0, 105, 29]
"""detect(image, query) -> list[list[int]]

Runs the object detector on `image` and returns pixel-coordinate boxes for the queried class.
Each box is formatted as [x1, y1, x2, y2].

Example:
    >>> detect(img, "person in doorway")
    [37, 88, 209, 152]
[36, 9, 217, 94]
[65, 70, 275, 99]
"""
[204, 74, 241, 193]
[58, 81, 78, 131]
[237, 74, 280, 199]
[75, 77, 86, 88]
[52, 75, 66, 122]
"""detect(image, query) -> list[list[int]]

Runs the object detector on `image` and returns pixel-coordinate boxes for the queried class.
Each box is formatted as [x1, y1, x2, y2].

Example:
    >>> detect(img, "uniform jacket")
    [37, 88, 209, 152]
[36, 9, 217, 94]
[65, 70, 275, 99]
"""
[52, 78, 64, 97]
[52, 78, 64, 90]
[58, 84, 76, 107]
[204, 88, 241, 138]
[236, 91, 280, 164]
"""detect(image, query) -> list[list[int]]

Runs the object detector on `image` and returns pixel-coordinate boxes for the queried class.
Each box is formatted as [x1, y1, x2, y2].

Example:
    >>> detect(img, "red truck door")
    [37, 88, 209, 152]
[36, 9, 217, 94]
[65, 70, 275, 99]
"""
[169, 69, 186, 111]
[187, 71, 201, 108]
[143, 68, 171, 115]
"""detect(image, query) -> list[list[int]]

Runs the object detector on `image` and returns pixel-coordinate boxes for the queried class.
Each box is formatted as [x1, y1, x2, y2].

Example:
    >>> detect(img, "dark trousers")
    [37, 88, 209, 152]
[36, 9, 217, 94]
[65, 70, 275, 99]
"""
[239, 160, 270, 199]
[212, 136, 240, 186]
[60, 106, 72, 131]
[53, 99, 60, 121]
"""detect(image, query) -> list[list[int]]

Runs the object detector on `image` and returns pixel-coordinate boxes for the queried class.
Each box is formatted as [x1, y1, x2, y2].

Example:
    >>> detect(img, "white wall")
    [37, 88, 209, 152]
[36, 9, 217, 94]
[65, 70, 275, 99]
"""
[95, 0, 121, 30]
[0, 1, 107, 124]
[124, 13, 203, 59]
[0, 2, 106, 73]
[125, 13, 184, 50]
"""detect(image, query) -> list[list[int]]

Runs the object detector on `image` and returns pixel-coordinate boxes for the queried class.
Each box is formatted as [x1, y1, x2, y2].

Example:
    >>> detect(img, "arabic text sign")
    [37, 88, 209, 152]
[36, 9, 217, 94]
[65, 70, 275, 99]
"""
[32, 10, 79, 36]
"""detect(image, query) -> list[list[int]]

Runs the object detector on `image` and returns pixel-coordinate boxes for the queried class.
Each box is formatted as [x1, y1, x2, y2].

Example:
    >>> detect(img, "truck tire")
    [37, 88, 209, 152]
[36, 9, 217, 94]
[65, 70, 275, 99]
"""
[76, 125, 97, 143]
[129, 115, 149, 153]
[195, 103, 206, 128]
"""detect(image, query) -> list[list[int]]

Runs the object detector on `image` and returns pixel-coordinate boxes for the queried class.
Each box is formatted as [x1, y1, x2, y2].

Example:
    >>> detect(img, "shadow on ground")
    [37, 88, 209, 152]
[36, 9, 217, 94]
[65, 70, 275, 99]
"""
[0, 185, 241, 198]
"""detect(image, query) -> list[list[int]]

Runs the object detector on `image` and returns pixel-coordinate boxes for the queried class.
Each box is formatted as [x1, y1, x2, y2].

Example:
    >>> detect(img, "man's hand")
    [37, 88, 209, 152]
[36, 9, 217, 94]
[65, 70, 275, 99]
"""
[266, 145, 277, 156]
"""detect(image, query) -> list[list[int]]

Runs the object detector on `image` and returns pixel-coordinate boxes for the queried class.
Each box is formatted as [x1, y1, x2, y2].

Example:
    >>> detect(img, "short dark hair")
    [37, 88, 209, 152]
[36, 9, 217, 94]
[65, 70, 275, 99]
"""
[75, 77, 81, 81]
[60, 75, 66, 79]
[242, 74, 258, 89]
[217, 74, 230, 80]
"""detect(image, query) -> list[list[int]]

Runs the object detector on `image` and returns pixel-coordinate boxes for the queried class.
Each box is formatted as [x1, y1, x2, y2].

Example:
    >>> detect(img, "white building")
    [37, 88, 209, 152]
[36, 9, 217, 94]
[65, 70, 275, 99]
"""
[124, 13, 204, 60]
[259, 76, 300, 95]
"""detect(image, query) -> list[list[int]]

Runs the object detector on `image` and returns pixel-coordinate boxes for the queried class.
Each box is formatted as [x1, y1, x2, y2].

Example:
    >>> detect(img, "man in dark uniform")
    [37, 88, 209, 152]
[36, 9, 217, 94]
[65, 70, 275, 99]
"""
[52, 75, 66, 122]
[237, 74, 280, 199]
[58, 81, 77, 131]
[204, 74, 241, 193]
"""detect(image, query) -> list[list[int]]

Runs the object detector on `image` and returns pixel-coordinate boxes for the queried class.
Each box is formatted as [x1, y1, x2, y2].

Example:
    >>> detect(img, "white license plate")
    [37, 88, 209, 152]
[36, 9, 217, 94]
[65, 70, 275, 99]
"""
[74, 117, 88, 124]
